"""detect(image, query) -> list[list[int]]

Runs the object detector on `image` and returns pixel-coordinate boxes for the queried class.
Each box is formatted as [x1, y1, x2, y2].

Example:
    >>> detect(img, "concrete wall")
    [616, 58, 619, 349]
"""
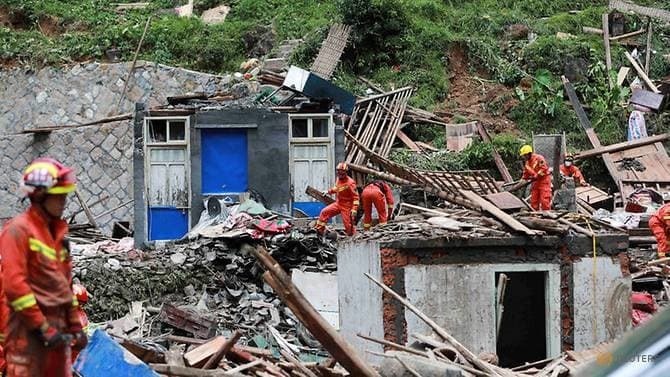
[404, 264, 495, 354]
[403, 263, 562, 357]
[572, 257, 631, 351]
[337, 240, 385, 365]
[0, 62, 245, 232]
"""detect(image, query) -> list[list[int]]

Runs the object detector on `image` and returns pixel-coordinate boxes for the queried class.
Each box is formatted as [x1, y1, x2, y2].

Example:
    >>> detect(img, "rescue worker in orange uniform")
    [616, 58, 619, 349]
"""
[315, 162, 360, 236]
[0, 158, 87, 377]
[519, 145, 552, 211]
[70, 284, 89, 363]
[0, 261, 9, 374]
[361, 180, 395, 231]
[649, 202, 670, 258]
[559, 154, 588, 187]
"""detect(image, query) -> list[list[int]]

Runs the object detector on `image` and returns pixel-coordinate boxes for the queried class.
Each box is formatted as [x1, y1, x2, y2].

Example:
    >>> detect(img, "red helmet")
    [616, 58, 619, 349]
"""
[336, 162, 348, 172]
[21, 157, 76, 196]
[73, 284, 89, 304]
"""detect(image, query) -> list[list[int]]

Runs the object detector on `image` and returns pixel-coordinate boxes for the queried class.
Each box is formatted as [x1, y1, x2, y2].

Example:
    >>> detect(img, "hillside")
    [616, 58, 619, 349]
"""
[1, 0, 670, 185]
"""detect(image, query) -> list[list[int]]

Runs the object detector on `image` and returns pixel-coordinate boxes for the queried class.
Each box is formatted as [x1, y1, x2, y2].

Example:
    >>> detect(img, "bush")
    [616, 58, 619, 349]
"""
[338, 0, 409, 71]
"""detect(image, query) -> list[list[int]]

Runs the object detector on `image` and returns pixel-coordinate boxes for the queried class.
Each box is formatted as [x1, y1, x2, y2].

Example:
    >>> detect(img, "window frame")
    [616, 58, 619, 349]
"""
[288, 114, 333, 143]
[145, 117, 189, 146]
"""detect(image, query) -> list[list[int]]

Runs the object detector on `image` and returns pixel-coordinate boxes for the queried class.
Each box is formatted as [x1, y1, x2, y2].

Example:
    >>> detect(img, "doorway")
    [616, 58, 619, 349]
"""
[496, 271, 547, 367]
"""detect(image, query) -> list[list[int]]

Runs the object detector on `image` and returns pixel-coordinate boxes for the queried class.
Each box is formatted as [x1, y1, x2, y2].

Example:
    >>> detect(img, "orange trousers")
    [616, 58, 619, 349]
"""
[5, 306, 71, 377]
[316, 203, 355, 236]
[362, 186, 388, 230]
[530, 186, 552, 211]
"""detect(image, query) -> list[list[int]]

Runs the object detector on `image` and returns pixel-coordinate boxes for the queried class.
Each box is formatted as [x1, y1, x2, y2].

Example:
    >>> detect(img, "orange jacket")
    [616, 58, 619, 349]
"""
[328, 176, 360, 212]
[366, 181, 395, 208]
[522, 153, 552, 190]
[560, 164, 586, 186]
[649, 203, 670, 254]
[0, 205, 80, 330]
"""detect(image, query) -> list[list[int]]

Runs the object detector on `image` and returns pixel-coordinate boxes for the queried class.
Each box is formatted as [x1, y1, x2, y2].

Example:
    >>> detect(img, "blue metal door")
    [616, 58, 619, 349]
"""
[201, 128, 248, 194]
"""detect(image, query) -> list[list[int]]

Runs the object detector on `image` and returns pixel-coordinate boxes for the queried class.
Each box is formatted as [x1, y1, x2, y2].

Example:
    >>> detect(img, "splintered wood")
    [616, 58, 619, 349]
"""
[345, 87, 413, 170]
[310, 24, 351, 80]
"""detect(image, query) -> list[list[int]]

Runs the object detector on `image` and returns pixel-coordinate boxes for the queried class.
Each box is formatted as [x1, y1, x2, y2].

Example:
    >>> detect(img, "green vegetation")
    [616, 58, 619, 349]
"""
[2, 0, 670, 183]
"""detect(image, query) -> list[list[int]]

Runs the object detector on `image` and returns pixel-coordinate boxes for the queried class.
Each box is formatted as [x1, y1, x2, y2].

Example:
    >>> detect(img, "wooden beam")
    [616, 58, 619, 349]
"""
[476, 123, 513, 183]
[203, 331, 242, 369]
[574, 134, 669, 160]
[459, 189, 542, 236]
[396, 129, 421, 151]
[562, 76, 623, 194]
[609, 0, 670, 23]
[624, 51, 660, 93]
[616, 67, 630, 86]
[20, 113, 133, 134]
[608, 28, 646, 41]
[347, 164, 415, 186]
[305, 186, 335, 205]
[582, 26, 603, 35]
[602, 14, 613, 88]
[74, 190, 98, 229]
[243, 244, 380, 377]
[150, 364, 241, 377]
[644, 18, 653, 74]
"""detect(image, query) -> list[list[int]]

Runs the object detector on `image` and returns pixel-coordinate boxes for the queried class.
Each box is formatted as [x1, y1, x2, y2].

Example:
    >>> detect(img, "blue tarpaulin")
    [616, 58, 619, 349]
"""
[74, 330, 159, 377]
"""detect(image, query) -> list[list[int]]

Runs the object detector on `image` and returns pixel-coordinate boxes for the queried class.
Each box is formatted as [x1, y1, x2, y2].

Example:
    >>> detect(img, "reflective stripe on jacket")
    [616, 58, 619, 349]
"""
[0, 205, 78, 329]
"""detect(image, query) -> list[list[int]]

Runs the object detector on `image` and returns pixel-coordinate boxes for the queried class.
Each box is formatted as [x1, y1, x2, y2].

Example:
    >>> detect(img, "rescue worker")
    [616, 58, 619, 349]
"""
[0, 158, 86, 377]
[0, 261, 9, 375]
[361, 180, 395, 231]
[649, 202, 670, 259]
[559, 154, 588, 187]
[70, 284, 89, 363]
[519, 145, 553, 211]
[315, 162, 359, 236]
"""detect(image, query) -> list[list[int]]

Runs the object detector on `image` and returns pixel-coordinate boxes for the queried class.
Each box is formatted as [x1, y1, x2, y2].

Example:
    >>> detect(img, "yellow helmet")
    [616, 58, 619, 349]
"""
[519, 144, 533, 156]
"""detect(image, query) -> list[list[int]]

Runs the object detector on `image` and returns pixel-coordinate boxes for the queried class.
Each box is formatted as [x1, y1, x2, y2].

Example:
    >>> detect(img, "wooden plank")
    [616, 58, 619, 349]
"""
[74, 190, 98, 229]
[609, 0, 670, 23]
[562, 76, 623, 195]
[415, 141, 439, 152]
[574, 134, 669, 160]
[624, 51, 660, 93]
[21, 113, 133, 134]
[150, 364, 242, 377]
[203, 330, 242, 369]
[608, 28, 646, 41]
[602, 14, 612, 87]
[484, 191, 528, 210]
[305, 186, 335, 205]
[185, 336, 227, 367]
[583, 26, 603, 35]
[396, 129, 421, 151]
[459, 189, 542, 235]
[244, 244, 380, 377]
[476, 123, 513, 183]
[645, 18, 653, 74]
[617, 67, 631, 86]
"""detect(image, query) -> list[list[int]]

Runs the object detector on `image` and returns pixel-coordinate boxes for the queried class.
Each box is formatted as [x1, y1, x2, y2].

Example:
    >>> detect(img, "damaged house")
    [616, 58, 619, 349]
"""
[133, 66, 355, 242]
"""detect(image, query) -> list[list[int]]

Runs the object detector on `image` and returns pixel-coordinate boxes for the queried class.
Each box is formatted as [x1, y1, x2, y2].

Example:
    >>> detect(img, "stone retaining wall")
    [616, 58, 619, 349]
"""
[0, 61, 237, 232]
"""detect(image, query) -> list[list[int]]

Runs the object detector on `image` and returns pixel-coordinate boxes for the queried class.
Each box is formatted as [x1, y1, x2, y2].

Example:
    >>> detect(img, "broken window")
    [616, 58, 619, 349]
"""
[148, 119, 167, 142]
[147, 118, 187, 144]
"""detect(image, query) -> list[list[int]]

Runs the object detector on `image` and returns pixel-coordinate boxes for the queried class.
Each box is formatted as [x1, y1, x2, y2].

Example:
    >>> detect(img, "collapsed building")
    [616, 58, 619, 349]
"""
[1, 8, 670, 374]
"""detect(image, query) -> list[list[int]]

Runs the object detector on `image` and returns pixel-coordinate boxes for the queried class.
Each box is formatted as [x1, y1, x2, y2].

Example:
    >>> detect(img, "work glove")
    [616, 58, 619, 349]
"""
[37, 323, 73, 348]
[72, 330, 88, 350]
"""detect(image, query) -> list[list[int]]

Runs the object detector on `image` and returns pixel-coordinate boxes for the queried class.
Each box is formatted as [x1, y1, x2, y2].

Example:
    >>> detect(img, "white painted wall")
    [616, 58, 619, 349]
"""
[403, 263, 561, 357]
[572, 257, 631, 351]
[337, 240, 385, 364]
